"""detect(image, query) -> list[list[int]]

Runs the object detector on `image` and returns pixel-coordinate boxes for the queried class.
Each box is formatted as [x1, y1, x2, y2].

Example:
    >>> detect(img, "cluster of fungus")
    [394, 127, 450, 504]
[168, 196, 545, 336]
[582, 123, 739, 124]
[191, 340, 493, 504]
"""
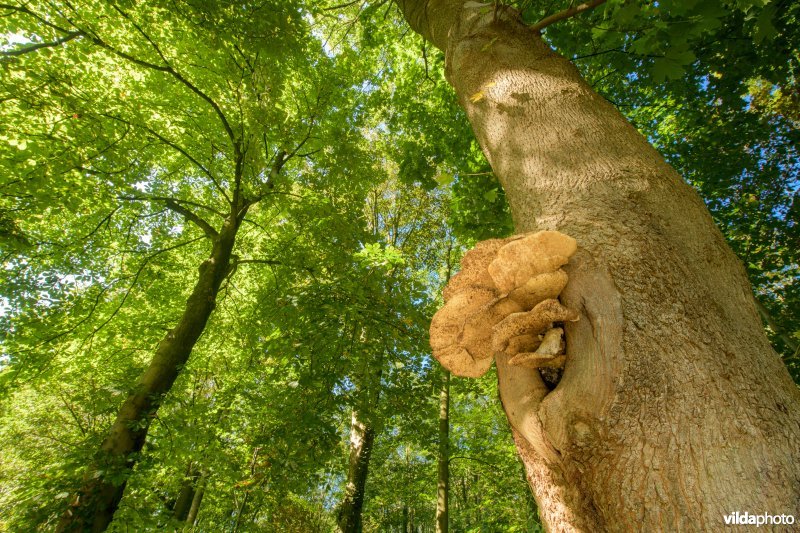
[430, 231, 578, 381]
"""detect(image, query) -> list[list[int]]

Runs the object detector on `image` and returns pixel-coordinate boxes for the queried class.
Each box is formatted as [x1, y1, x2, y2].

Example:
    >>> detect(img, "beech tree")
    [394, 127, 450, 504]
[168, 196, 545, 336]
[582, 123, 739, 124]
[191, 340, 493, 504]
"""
[0, 1, 376, 528]
[395, 0, 800, 530]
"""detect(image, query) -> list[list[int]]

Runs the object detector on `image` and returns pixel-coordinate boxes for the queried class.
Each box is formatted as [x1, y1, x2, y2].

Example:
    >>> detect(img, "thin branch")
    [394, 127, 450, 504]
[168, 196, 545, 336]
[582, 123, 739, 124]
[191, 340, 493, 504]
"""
[119, 195, 226, 220]
[421, 42, 434, 85]
[107, 3, 240, 154]
[25, 284, 112, 349]
[27, 1, 238, 169]
[531, 0, 607, 33]
[448, 455, 497, 467]
[57, 389, 88, 436]
[0, 3, 74, 34]
[86, 235, 207, 338]
[0, 30, 81, 56]
[235, 259, 283, 266]
[755, 299, 799, 355]
[572, 47, 623, 61]
[297, 148, 324, 158]
[103, 113, 231, 203]
[81, 207, 119, 241]
[164, 198, 219, 240]
[323, 0, 363, 10]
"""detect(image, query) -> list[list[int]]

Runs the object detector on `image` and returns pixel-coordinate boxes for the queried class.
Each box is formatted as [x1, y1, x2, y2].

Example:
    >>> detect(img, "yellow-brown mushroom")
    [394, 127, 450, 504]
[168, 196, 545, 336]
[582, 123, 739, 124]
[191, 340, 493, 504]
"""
[430, 230, 578, 378]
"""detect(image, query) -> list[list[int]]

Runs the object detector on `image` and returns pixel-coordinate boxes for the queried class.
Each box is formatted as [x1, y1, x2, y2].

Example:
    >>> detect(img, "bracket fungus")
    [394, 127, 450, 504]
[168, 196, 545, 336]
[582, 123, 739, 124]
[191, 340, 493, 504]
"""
[430, 231, 578, 379]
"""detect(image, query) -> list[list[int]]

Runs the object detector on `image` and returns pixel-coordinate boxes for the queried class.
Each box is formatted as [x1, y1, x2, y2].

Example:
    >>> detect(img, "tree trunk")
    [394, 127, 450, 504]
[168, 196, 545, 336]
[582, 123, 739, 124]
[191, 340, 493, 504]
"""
[172, 463, 200, 522]
[57, 213, 244, 532]
[231, 491, 249, 533]
[435, 370, 450, 533]
[337, 409, 376, 533]
[459, 476, 469, 530]
[185, 471, 207, 527]
[397, 1, 800, 530]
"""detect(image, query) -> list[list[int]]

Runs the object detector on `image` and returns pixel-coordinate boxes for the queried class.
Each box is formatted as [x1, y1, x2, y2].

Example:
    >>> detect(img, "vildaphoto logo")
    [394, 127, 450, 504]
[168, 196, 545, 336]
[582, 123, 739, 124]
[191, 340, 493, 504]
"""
[723, 511, 796, 527]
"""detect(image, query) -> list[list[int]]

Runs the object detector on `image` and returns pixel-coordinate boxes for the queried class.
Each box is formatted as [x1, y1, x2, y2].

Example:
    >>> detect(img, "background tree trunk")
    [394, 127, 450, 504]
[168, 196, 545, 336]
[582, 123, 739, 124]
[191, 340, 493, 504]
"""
[57, 215, 243, 532]
[185, 471, 207, 527]
[337, 409, 376, 533]
[338, 338, 384, 533]
[397, 1, 800, 530]
[459, 476, 469, 530]
[436, 370, 450, 533]
[172, 463, 200, 522]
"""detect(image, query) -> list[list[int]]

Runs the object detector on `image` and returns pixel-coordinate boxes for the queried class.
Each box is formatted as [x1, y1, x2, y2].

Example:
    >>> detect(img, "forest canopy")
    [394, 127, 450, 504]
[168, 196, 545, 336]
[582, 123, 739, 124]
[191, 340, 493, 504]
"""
[0, 0, 797, 531]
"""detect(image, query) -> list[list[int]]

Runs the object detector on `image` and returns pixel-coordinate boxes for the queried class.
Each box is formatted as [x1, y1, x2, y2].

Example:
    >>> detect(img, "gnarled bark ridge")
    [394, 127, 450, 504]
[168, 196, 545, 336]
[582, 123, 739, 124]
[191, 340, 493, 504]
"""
[399, 1, 800, 530]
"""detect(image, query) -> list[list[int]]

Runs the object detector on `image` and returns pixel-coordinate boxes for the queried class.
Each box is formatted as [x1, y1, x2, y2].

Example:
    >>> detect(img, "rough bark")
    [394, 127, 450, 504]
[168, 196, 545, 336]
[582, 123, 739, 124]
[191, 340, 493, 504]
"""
[57, 209, 246, 532]
[397, 1, 800, 530]
[337, 410, 377, 533]
[436, 370, 450, 533]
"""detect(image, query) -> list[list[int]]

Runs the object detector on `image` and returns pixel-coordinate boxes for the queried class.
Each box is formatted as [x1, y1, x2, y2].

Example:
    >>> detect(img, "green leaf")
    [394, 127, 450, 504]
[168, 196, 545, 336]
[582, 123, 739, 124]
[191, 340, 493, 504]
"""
[651, 57, 685, 81]
[665, 48, 696, 66]
[753, 5, 778, 44]
[434, 172, 454, 186]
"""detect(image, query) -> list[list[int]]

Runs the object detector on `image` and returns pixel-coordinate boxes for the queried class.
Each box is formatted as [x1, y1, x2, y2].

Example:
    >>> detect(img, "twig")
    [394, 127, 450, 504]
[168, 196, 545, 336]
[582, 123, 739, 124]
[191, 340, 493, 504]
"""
[0, 31, 81, 56]
[531, 0, 607, 33]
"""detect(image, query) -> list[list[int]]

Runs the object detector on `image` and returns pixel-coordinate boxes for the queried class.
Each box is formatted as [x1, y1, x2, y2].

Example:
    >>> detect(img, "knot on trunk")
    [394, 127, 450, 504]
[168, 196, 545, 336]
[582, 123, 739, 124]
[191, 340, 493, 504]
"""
[430, 231, 578, 378]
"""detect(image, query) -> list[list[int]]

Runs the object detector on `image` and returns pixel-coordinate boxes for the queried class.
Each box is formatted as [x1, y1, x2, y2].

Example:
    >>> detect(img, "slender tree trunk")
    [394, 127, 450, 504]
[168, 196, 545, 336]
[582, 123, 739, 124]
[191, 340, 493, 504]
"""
[459, 476, 469, 530]
[232, 446, 260, 533]
[337, 409, 377, 533]
[231, 491, 249, 533]
[435, 370, 450, 533]
[397, 1, 800, 530]
[57, 211, 245, 532]
[185, 471, 207, 527]
[172, 463, 200, 522]
[338, 345, 383, 533]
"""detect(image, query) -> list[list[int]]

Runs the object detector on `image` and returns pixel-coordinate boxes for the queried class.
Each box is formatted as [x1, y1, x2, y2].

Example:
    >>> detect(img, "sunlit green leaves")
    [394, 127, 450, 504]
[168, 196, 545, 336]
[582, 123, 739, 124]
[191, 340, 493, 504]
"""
[1, 0, 798, 529]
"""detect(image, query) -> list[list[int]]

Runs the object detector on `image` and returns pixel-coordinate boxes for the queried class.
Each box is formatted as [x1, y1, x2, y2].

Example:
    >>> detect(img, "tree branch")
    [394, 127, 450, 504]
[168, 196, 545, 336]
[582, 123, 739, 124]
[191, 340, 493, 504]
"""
[0, 3, 74, 34]
[324, 0, 363, 10]
[87, 235, 207, 338]
[106, 3, 240, 155]
[235, 259, 283, 266]
[755, 299, 799, 355]
[448, 455, 497, 467]
[253, 149, 289, 201]
[164, 198, 219, 240]
[0, 31, 81, 56]
[118, 195, 226, 219]
[103, 113, 231, 203]
[531, 0, 607, 33]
